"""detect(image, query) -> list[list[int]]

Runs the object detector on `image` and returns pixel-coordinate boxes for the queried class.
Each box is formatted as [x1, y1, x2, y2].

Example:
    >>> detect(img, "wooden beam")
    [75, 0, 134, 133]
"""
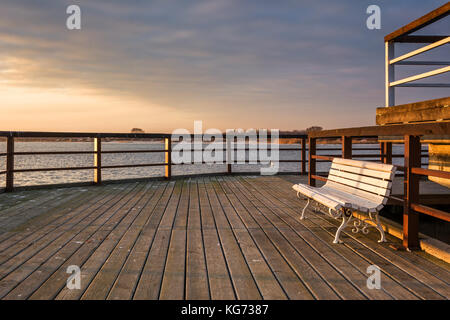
[94, 137, 102, 185]
[165, 137, 172, 179]
[342, 136, 352, 159]
[311, 155, 334, 161]
[394, 35, 449, 43]
[411, 203, 450, 222]
[403, 135, 421, 250]
[385, 3, 450, 42]
[0, 131, 170, 139]
[301, 137, 306, 175]
[309, 121, 450, 138]
[311, 174, 327, 183]
[380, 142, 385, 163]
[308, 137, 316, 187]
[381, 142, 393, 164]
[6, 136, 14, 192]
[376, 96, 450, 125]
[0, 131, 307, 141]
[411, 167, 450, 179]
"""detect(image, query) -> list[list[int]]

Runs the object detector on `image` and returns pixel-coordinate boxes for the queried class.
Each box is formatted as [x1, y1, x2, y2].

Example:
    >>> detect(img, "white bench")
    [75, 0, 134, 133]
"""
[292, 158, 396, 244]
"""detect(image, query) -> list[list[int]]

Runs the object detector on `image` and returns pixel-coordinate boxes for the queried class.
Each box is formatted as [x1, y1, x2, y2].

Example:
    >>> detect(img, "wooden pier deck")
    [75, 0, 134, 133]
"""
[0, 175, 448, 300]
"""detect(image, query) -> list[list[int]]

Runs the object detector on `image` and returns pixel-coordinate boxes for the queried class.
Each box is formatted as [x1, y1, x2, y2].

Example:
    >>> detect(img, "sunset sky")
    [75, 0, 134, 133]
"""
[0, 0, 448, 133]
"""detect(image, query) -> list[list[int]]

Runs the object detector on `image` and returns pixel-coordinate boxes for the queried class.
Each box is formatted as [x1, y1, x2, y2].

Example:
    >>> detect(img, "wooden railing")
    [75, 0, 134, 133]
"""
[2, 126, 448, 250]
[0, 132, 170, 192]
[0, 131, 312, 191]
[308, 121, 450, 250]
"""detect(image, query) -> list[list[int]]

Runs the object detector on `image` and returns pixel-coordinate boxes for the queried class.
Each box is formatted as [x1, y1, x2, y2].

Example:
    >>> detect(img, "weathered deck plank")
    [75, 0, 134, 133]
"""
[212, 177, 288, 300]
[23, 182, 148, 300]
[185, 180, 210, 300]
[0, 175, 448, 300]
[198, 178, 235, 300]
[237, 177, 371, 299]
[133, 180, 183, 300]
[0, 184, 137, 299]
[205, 178, 262, 300]
[0, 185, 113, 254]
[107, 181, 176, 300]
[273, 177, 450, 291]
[59, 181, 162, 300]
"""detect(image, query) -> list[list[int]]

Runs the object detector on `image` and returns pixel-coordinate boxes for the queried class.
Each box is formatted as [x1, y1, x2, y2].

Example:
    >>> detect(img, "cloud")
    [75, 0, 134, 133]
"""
[0, 0, 448, 131]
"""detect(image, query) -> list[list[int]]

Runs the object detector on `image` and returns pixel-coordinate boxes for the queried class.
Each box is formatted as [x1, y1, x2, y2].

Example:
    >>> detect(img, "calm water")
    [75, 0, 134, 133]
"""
[0, 142, 410, 187]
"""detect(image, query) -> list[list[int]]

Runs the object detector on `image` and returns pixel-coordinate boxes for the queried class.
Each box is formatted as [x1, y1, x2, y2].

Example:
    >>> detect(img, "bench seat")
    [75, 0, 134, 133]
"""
[293, 183, 383, 213]
[292, 158, 396, 244]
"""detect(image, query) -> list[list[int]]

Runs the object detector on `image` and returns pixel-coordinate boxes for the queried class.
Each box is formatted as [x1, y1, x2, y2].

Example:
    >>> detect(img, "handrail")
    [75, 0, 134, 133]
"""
[384, 3, 449, 42]
[411, 167, 450, 179]
[0, 131, 170, 139]
[0, 131, 307, 139]
[411, 203, 450, 222]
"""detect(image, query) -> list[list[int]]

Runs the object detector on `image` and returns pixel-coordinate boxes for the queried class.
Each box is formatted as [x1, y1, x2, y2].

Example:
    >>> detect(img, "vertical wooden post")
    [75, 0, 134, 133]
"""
[385, 41, 395, 107]
[308, 137, 316, 187]
[381, 141, 392, 164]
[5, 136, 14, 192]
[226, 135, 232, 174]
[301, 137, 306, 175]
[403, 135, 420, 249]
[165, 137, 171, 179]
[94, 137, 102, 185]
[342, 136, 352, 159]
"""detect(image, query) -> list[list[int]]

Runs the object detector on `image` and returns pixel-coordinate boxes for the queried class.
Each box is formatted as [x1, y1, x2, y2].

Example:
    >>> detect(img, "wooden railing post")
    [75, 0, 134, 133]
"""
[381, 141, 392, 164]
[94, 137, 102, 185]
[403, 135, 421, 249]
[6, 136, 14, 192]
[301, 137, 306, 175]
[165, 137, 172, 179]
[342, 136, 352, 159]
[308, 137, 316, 187]
[226, 135, 232, 174]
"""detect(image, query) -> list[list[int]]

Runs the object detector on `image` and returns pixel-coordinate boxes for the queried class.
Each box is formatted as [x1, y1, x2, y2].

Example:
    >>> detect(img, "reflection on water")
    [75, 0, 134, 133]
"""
[0, 142, 412, 187]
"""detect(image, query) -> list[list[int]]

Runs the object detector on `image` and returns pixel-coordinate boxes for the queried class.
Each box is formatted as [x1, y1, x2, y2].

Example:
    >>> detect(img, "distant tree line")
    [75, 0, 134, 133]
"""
[279, 126, 323, 136]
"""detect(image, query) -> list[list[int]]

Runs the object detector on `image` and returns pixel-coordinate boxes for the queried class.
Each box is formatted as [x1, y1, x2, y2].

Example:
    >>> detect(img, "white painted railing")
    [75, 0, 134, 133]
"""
[384, 4, 449, 107]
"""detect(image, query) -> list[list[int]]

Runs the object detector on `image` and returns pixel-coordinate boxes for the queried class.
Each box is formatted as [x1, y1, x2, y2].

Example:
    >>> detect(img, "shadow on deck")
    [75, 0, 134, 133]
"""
[0, 175, 448, 300]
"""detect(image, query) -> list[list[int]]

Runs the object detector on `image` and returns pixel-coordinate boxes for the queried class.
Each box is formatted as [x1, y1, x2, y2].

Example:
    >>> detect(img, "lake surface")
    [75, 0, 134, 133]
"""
[0, 142, 414, 187]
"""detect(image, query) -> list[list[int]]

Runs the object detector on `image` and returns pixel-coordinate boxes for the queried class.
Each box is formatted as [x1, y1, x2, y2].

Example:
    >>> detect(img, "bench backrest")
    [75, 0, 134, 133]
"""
[325, 158, 396, 205]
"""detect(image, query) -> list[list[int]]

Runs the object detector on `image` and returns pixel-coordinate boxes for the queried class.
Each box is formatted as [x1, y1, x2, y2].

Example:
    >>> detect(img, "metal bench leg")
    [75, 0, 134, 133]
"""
[373, 212, 387, 243]
[299, 196, 310, 220]
[334, 208, 352, 244]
